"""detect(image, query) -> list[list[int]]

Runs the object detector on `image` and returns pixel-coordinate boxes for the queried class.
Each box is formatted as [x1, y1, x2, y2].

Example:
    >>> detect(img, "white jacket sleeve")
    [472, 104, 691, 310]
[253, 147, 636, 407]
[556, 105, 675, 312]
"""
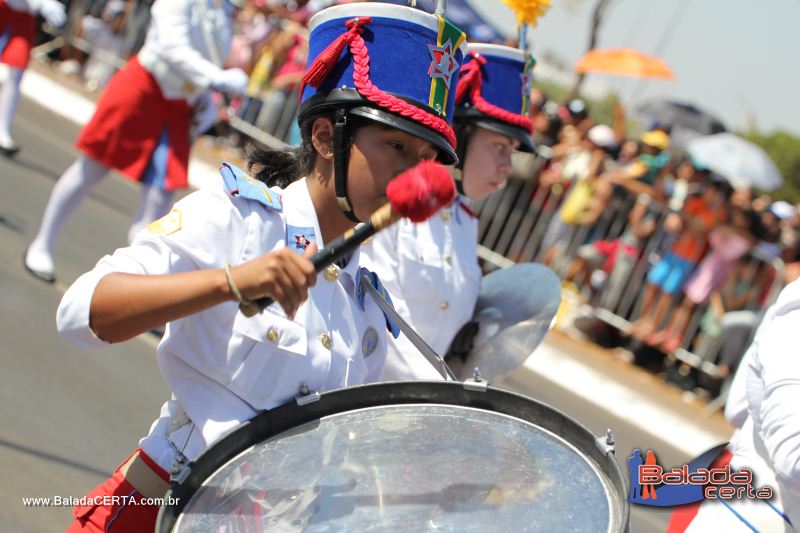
[4, 0, 35, 12]
[56, 185, 252, 349]
[57, 262, 123, 349]
[146, 0, 226, 91]
[755, 306, 800, 491]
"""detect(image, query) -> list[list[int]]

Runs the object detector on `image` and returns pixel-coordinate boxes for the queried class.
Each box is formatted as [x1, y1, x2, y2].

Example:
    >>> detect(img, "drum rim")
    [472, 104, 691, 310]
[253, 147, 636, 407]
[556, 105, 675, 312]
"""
[156, 381, 630, 532]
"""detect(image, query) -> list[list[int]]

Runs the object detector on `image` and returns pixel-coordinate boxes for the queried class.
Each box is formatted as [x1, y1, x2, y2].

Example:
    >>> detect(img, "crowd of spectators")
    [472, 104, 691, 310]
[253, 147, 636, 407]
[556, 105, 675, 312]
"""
[523, 89, 800, 397]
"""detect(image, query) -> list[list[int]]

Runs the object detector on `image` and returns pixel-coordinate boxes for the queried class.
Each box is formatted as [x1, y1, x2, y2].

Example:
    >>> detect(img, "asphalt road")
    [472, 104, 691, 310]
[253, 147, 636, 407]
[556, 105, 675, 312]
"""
[0, 97, 170, 532]
[0, 95, 731, 532]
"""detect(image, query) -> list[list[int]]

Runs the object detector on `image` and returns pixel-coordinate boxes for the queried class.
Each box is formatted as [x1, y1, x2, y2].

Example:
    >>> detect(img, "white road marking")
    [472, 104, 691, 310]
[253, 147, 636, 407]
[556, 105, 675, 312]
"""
[524, 342, 728, 457]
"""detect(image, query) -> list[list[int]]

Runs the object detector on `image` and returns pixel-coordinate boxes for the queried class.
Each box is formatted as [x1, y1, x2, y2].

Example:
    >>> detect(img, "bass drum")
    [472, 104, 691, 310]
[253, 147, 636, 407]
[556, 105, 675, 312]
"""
[157, 382, 629, 532]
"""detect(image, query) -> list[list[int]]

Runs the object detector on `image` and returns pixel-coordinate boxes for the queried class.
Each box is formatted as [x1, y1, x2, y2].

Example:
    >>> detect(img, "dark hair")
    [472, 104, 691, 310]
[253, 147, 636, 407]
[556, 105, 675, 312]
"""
[730, 205, 760, 235]
[703, 177, 732, 199]
[245, 113, 323, 188]
[246, 111, 369, 188]
[452, 118, 475, 169]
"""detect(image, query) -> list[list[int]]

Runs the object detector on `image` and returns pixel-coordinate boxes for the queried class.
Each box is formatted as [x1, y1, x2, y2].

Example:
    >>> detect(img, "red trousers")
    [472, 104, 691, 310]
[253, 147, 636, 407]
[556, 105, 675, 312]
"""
[66, 449, 169, 533]
[0, 0, 35, 69]
[75, 56, 192, 191]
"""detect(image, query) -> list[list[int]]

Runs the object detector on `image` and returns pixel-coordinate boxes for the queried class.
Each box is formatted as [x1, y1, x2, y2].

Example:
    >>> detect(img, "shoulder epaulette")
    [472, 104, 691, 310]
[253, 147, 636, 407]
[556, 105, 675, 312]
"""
[357, 267, 400, 339]
[219, 162, 283, 212]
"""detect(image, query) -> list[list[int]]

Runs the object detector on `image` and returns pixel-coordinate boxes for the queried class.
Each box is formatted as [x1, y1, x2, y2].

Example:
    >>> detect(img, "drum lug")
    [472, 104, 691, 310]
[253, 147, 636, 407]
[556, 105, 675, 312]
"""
[462, 367, 488, 392]
[595, 428, 616, 455]
[295, 383, 321, 406]
[170, 461, 192, 484]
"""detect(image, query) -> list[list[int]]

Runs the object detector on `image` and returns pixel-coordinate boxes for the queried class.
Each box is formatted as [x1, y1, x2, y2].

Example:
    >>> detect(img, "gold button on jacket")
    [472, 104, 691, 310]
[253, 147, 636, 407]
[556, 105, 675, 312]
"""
[323, 265, 339, 282]
[319, 333, 333, 350]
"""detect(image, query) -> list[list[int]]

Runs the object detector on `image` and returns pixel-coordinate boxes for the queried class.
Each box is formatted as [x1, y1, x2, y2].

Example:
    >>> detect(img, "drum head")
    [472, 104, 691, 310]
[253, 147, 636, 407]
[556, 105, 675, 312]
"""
[158, 383, 628, 532]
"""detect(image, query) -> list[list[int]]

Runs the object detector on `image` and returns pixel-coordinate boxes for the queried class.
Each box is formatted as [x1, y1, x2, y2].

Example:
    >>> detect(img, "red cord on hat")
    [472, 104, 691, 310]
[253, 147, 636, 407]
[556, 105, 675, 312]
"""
[301, 17, 371, 90]
[301, 17, 457, 149]
[456, 51, 533, 133]
[455, 51, 486, 104]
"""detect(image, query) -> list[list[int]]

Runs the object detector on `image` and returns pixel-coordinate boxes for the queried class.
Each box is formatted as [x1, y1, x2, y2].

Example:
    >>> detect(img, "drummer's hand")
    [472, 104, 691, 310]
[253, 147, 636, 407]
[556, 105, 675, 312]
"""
[230, 244, 317, 318]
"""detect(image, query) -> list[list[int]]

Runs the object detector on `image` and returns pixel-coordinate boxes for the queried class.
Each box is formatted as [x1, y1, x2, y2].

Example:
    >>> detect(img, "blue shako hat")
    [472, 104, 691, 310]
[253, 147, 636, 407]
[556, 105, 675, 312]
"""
[297, 3, 467, 222]
[455, 43, 535, 152]
[299, 3, 468, 165]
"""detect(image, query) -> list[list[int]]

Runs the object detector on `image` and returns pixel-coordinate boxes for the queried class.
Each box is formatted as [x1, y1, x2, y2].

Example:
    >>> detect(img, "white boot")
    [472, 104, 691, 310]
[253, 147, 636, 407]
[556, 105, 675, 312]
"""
[26, 155, 109, 281]
[23, 247, 56, 282]
[0, 67, 24, 156]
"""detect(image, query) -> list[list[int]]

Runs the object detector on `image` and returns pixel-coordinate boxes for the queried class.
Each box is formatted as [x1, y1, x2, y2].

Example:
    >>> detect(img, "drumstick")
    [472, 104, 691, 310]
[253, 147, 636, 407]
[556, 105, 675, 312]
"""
[359, 275, 458, 381]
[243, 160, 455, 316]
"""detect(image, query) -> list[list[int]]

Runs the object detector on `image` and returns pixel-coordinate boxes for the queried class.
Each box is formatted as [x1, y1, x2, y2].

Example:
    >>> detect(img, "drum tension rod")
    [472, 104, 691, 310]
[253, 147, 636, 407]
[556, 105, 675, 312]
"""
[462, 368, 488, 392]
[295, 383, 321, 406]
[595, 428, 616, 455]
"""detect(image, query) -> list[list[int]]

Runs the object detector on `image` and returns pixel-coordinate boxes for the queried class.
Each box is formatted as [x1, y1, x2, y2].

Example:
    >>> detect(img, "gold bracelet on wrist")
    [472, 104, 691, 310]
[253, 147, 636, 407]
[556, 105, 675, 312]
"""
[224, 262, 259, 317]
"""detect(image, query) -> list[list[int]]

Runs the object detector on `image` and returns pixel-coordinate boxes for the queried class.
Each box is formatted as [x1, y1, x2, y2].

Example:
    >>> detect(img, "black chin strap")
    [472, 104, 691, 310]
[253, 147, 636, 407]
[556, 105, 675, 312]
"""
[333, 108, 360, 223]
[453, 167, 466, 195]
[452, 120, 473, 195]
[453, 131, 468, 195]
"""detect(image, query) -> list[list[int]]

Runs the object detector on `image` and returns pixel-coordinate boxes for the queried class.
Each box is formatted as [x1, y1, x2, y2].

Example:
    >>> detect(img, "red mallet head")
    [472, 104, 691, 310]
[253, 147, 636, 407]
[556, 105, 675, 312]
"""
[386, 161, 455, 223]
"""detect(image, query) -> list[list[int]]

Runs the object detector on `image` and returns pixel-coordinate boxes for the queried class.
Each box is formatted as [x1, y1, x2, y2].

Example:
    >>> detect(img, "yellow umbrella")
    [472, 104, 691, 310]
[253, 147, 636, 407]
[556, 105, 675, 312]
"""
[575, 48, 674, 79]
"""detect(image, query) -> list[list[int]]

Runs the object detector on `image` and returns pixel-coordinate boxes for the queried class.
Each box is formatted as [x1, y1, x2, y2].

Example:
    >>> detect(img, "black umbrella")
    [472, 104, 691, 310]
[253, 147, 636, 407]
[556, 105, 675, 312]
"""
[635, 99, 727, 149]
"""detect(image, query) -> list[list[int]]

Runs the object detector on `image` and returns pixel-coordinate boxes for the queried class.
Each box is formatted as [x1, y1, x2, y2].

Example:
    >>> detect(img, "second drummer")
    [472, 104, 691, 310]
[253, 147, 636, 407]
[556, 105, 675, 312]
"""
[361, 43, 536, 381]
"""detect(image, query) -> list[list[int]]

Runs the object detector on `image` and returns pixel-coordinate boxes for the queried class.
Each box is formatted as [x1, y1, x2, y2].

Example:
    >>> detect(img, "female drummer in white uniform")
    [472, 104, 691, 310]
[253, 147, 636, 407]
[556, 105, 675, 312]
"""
[362, 43, 536, 380]
[56, 4, 467, 531]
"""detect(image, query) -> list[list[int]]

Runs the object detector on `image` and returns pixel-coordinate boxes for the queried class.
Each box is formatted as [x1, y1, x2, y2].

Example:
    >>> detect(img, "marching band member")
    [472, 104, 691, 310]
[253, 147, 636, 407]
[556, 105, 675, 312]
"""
[668, 281, 800, 532]
[24, 0, 249, 283]
[56, 4, 467, 530]
[0, 0, 66, 154]
[361, 43, 536, 380]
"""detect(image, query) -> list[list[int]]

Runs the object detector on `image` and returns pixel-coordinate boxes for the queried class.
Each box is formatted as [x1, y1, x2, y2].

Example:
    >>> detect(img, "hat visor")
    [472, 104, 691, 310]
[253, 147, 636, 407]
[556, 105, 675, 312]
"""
[299, 89, 458, 165]
[472, 119, 535, 153]
[455, 106, 533, 152]
[348, 106, 458, 165]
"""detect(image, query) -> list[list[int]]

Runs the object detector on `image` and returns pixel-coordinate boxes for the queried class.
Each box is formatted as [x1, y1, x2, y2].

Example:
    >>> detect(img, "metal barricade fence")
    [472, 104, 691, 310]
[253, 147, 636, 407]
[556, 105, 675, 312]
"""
[37, 0, 151, 69]
[475, 153, 784, 399]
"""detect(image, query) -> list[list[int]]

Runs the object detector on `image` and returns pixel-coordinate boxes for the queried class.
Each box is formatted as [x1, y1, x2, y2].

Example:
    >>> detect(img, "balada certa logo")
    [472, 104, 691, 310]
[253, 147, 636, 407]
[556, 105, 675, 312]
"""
[627, 444, 773, 506]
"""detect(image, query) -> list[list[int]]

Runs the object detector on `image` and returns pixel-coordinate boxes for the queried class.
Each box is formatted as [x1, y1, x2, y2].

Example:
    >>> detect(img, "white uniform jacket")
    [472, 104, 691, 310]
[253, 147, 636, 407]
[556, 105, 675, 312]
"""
[137, 0, 232, 102]
[57, 167, 390, 471]
[361, 197, 481, 381]
[4, 0, 40, 13]
[688, 279, 800, 532]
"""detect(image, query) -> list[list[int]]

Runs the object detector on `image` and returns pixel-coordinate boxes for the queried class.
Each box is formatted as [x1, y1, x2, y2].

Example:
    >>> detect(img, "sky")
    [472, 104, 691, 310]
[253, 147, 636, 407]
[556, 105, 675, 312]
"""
[467, 0, 800, 136]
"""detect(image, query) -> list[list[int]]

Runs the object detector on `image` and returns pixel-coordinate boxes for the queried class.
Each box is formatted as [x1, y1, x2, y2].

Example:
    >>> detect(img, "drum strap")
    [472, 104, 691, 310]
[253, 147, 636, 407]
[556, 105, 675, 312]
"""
[166, 401, 196, 482]
[168, 403, 192, 434]
[119, 451, 170, 500]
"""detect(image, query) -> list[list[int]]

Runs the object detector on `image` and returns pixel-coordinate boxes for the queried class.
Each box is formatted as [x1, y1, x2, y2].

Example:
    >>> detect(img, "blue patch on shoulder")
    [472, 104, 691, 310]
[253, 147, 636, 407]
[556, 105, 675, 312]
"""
[357, 267, 400, 339]
[286, 225, 316, 254]
[219, 162, 283, 211]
